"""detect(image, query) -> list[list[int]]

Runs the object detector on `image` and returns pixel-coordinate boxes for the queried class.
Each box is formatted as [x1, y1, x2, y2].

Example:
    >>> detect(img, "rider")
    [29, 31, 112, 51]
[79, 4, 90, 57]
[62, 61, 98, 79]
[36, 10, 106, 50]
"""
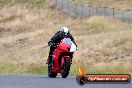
[46, 27, 77, 64]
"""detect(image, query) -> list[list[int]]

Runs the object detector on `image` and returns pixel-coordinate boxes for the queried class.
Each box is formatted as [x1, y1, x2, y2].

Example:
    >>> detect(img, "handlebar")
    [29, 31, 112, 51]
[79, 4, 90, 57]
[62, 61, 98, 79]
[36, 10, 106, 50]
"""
[49, 42, 59, 47]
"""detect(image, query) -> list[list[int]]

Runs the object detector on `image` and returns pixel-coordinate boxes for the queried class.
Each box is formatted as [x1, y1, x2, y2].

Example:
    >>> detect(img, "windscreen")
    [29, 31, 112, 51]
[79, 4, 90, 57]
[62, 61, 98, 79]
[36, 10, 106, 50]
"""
[62, 38, 73, 46]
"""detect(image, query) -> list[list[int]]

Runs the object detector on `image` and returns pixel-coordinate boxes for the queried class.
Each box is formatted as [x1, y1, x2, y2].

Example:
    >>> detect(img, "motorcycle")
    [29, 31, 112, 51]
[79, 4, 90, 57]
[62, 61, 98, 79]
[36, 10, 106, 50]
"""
[48, 38, 77, 78]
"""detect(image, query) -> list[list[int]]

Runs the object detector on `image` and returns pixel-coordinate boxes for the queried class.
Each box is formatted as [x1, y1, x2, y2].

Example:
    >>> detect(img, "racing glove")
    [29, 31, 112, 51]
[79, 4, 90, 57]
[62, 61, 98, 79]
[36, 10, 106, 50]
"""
[48, 41, 53, 46]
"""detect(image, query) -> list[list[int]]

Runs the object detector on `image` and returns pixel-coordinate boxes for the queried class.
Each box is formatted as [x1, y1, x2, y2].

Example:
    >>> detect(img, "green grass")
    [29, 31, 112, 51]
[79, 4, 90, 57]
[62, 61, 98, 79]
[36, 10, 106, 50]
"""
[27, 65, 48, 75]
[2, 64, 124, 76]
[0, 0, 20, 5]
[72, 0, 80, 3]
[69, 64, 78, 76]
[28, 64, 80, 76]
[0, 64, 48, 75]
[0, 0, 46, 9]
[28, 0, 46, 9]
[0, 64, 25, 74]
[86, 66, 132, 74]
[0, 64, 78, 76]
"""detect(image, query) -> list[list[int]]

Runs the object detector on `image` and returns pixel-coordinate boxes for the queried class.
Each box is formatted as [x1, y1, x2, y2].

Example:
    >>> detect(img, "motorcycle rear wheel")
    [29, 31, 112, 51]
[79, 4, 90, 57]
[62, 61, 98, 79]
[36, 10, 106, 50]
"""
[48, 64, 57, 78]
[61, 58, 71, 78]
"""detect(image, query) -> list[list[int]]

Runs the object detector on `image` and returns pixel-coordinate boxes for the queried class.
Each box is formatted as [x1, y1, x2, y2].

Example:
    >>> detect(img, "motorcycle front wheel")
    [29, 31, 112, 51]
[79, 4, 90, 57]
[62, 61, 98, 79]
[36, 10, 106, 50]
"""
[61, 58, 71, 78]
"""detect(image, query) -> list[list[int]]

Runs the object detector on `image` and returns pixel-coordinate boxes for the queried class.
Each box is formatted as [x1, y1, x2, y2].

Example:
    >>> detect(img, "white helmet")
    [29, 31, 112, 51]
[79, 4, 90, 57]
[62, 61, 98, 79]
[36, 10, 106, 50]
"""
[60, 27, 70, 35]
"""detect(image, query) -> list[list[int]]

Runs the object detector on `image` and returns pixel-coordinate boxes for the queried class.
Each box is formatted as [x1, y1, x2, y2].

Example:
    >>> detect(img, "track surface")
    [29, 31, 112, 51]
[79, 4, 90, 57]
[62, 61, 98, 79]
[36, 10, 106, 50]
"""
[0, 75, 131, 88]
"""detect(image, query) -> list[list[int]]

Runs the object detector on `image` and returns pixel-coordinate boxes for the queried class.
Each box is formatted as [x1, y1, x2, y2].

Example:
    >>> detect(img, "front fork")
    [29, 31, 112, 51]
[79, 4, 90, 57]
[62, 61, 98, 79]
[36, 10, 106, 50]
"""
[61, 56, 71, 68]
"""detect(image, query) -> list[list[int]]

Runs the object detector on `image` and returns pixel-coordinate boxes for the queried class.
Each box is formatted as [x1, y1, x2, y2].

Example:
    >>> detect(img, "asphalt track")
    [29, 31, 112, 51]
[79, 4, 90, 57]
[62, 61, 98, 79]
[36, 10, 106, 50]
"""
[0, 75, 131, 88]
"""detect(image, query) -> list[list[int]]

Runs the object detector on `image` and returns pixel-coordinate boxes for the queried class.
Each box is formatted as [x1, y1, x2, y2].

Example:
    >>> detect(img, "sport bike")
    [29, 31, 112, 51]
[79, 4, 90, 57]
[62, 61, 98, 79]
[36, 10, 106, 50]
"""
[48, 38, 77, 78]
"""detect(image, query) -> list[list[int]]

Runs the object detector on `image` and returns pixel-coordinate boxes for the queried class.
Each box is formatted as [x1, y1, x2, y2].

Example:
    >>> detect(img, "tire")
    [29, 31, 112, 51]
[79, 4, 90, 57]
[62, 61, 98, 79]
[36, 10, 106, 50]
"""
[61, 58, 71, 78]
[48, 64, 57, 78]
